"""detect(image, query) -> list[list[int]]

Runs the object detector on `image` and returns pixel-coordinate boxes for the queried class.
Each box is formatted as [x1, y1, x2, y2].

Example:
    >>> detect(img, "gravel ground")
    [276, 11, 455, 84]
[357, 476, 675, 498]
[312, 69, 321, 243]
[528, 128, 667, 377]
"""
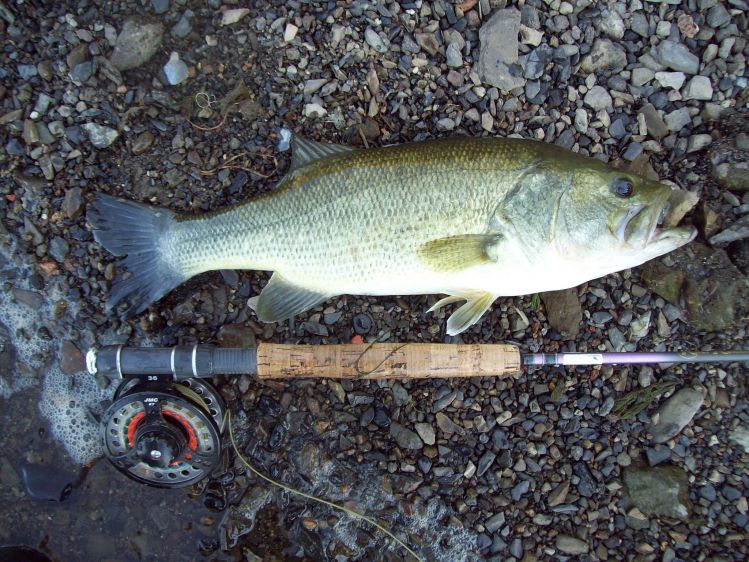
[1, 0, 748, 561]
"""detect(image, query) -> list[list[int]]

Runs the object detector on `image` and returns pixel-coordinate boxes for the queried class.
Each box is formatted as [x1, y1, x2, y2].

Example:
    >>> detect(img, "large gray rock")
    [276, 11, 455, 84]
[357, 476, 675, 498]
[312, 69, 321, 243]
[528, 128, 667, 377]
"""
[639, 103, 669, 139]
[623, 464, 691, 520]
[680, 243, 747, 332]
[580, 39, 627, 73]
[713, 162, 749, 192]
[389, 422, 423, 449]
[641, 243, 747, 331]
[109, 18, 164, 71]
[555, 536, 588, 555]
[706, 3, 731, 28]
[649, 387, 704, 443]
[540, 288, 582, 339]
[478, 8, 525, 92]
[657, 40, 699, 74]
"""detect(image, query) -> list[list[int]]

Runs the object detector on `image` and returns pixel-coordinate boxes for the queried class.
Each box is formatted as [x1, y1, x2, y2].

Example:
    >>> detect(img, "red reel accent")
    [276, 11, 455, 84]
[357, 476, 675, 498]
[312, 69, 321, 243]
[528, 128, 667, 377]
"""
[162, 410, 199, 452]
[127, 412, 146, 448]
[126, 409, 199, 463]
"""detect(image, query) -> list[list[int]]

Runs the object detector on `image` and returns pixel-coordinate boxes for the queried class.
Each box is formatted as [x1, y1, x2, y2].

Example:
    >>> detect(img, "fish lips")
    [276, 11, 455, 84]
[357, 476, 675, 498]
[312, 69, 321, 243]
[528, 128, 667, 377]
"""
[616, 193, 697, 249]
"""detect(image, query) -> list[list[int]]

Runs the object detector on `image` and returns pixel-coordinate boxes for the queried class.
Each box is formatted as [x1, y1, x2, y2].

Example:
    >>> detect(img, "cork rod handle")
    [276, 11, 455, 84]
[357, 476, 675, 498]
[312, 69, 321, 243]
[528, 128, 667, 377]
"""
[255, 343, 521, 380]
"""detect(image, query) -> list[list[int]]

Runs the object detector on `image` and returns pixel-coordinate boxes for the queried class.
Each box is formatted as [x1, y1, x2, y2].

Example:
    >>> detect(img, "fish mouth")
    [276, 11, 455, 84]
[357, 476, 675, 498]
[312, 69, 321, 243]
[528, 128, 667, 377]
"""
[616, 192, 696, 248]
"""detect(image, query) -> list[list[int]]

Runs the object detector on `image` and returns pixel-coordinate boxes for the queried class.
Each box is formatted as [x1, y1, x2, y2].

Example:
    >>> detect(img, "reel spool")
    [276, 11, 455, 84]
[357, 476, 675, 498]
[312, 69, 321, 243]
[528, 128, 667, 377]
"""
[101, 378, 226, 488]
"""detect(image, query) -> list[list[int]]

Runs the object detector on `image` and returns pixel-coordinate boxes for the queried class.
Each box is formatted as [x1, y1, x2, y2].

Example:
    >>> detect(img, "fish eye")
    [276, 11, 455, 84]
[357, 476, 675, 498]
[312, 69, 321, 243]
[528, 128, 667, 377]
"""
[612, 177, 634, 198]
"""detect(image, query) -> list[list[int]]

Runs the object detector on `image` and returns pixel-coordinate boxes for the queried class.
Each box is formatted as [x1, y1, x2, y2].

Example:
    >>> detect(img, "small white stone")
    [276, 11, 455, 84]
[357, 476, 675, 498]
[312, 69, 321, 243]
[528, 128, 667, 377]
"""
[575, 108, 589, 133]
[632, 67, 655, 87]
[598, 10, 625, 40]
[664, 107, 691, 131]
[519, 25, 543, 46]
[583, 85, 612, 111]
[737, 497, 748, 515]
[283, 23, 298, 42]
[655, 71, 686, 90]
[82, 123, 119, 148]
[656, 21, 672, 37]
[163, 52, 188, 85]
[682, 75, 713, 100]
[303, 103, 327, 118]
[729, 425, 749, 452]
[277, 128, 292, 152]
[414, 422, 436, 445]
[331, 24, 346, 46]
[221, 8, 250, 26]
[687, 134, 713, 153]
[481, 111, 493, 132]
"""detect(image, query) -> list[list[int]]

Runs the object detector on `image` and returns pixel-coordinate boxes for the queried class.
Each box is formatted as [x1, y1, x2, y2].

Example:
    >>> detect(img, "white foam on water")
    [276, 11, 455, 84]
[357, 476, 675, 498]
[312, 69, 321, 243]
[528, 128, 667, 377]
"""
[0, 292, 45, 398]
[283, 434, 480, 562]
[1, 240, 114, 465]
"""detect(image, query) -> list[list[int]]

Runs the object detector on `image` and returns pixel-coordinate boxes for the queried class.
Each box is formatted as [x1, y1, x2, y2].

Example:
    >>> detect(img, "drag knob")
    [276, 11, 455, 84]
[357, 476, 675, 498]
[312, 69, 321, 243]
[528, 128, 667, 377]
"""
[134, 423, 185, 468]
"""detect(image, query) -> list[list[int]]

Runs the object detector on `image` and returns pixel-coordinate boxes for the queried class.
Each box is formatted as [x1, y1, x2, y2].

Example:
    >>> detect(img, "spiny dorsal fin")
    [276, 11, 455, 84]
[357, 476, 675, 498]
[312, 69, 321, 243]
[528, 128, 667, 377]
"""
[417, 234, 504, 273]
[290, 134, 356, 172]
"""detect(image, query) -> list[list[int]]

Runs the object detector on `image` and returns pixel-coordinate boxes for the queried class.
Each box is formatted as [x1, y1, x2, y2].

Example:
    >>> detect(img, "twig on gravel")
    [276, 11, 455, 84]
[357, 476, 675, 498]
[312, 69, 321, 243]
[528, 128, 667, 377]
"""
[194, 91, 217, 109]
[186, 111, 229, 132]
[187, 91, 239, 131]
[199, 153, 279, 178]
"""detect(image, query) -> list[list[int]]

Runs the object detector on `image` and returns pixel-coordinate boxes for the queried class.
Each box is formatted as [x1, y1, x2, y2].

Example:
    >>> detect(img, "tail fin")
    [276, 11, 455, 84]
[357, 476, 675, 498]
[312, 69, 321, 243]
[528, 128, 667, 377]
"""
[88, 193, 186, 316]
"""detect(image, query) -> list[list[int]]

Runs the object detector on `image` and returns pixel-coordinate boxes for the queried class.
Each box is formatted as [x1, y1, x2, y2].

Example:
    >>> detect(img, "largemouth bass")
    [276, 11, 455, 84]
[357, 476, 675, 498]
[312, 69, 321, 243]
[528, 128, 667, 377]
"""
[89, 135, 696, 335]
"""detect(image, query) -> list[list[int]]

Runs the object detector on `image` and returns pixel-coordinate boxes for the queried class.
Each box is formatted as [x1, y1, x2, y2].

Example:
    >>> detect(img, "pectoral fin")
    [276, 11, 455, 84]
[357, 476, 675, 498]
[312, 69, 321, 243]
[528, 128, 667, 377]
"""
[252, 272, 332, 322]
[417, 234, 504, 273]
[446, 292, 496, 335]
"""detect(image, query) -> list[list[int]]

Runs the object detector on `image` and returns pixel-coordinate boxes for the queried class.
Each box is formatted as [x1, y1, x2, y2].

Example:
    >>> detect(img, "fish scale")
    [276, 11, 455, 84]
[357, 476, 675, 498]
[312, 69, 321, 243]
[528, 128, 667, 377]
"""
[88, 135, 696, 335]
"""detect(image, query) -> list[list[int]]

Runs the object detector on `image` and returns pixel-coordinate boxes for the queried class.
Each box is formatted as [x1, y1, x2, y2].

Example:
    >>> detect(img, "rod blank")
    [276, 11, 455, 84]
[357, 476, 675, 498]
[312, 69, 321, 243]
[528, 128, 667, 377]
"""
[523, 351, 749, 367]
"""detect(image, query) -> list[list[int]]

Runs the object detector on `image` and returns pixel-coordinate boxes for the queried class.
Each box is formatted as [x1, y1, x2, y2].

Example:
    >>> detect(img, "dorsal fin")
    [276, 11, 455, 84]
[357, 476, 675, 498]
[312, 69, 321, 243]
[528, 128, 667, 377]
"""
[290, 134, 356, 172]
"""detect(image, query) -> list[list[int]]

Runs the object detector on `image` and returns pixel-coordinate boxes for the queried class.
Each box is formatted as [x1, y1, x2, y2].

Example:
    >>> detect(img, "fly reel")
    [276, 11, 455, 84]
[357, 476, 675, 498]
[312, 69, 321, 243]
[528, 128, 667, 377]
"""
[101, 378, 226, 488]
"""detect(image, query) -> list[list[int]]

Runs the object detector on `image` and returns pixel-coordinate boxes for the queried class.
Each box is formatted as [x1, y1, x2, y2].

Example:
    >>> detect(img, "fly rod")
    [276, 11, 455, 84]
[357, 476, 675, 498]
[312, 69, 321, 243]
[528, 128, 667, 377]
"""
[86, 344, 749, 382]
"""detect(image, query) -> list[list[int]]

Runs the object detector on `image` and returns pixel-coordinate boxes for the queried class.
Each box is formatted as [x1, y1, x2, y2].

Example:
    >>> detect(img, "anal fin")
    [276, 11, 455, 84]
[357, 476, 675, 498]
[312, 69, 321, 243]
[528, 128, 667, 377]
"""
[252, 272, 332, 322]
[428, 291, 497, 336]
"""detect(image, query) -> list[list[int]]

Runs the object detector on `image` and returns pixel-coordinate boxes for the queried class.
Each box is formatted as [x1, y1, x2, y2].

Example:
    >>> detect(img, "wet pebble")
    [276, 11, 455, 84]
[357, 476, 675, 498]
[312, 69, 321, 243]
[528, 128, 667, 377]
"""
[82, 123, 118, 148]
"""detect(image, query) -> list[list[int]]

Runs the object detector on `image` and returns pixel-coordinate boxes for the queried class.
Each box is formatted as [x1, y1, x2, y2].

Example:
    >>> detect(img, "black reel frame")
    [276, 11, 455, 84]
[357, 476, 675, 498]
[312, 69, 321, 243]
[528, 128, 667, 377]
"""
[101, 376, 227, 488]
